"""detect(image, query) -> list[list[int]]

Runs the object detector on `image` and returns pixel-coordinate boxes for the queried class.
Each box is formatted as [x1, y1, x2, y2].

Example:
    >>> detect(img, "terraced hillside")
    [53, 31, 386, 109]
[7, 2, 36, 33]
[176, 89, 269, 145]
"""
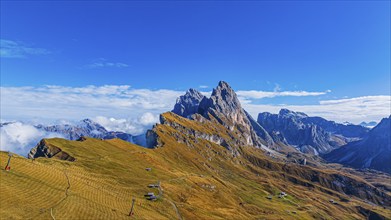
[1, 112, 391, 219]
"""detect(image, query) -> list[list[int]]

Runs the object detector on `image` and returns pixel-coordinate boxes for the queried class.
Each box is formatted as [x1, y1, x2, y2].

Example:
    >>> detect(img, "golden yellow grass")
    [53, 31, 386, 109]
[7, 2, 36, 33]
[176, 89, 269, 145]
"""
[1, 113, 390, 219]
[0, 139, 178, 220]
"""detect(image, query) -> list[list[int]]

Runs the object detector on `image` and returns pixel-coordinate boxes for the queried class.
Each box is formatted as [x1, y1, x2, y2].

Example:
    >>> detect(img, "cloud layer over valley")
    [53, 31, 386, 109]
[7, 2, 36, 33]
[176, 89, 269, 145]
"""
[0, 122, 65, 157]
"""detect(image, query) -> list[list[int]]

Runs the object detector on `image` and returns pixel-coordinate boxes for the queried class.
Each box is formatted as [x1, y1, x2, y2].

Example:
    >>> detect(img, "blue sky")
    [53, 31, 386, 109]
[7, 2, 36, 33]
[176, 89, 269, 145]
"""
[0, 1, 390, 126]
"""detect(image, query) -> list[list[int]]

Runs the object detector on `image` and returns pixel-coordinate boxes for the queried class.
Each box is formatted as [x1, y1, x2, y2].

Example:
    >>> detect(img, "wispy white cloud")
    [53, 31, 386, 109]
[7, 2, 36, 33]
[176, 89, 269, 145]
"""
[84, 58, 129, 68]
[0, 39, 50, 58]
[199, 85, 209, 89]
[0, 85, 182, 122]
[236, 89, 330, 99]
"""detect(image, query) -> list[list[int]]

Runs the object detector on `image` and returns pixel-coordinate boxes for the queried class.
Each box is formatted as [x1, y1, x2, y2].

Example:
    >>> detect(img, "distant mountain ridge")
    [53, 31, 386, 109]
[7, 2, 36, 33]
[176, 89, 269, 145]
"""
[36, 119, 146, 146]
[325, 116, 391, 174]
[257, 109, 369, 155]
[359, 121, 378, 128]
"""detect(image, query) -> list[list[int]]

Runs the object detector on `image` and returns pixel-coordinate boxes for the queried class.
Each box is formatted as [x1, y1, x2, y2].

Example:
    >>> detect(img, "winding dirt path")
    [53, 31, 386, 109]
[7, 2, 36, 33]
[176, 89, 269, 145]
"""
[168, 200, 182, 220]
[157, 180, 183, 220]
[50, 169, 71, 220]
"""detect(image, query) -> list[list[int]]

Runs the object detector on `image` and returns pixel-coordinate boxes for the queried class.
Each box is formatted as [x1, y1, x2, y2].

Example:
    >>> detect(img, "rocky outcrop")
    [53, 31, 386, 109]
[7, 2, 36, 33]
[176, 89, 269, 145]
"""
[257, 109, 353, 155]
[28, 139, 76, 161]
[325, 116, 391, 174]
[146, 127, 159, 149]
[172, 88, 204, 118]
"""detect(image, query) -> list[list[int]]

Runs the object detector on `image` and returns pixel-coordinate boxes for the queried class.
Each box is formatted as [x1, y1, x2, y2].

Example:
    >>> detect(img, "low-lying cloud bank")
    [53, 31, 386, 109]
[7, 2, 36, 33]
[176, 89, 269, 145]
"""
[0, 112, 159, 156]
[93, 112, 159, 135]
[0, 122, 65, 157]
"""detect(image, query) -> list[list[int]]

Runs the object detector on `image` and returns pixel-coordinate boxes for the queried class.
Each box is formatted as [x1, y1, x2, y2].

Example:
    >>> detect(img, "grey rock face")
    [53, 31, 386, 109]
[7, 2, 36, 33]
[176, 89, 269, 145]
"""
[257, 109, 347, 154]
[146, 128, 159, 149]
[28, 139, 76, 161]
[325, 116, 391, 174]
[172, 88, 204, 118]
[198, 81, 243, 120]
[165, 81, 274, 149]
[197, 81, 267, 148]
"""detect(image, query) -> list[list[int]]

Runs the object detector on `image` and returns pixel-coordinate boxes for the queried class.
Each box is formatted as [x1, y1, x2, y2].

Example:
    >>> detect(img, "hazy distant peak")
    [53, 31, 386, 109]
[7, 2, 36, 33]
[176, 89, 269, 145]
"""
[278, 108, 308, 118]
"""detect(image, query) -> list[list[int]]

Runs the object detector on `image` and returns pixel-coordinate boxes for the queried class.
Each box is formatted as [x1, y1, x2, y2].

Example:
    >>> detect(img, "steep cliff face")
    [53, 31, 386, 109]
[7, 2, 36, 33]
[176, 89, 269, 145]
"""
[146, 126, 159, 149]
[28, 139, 76, 161]
[325, 116, 391, 174]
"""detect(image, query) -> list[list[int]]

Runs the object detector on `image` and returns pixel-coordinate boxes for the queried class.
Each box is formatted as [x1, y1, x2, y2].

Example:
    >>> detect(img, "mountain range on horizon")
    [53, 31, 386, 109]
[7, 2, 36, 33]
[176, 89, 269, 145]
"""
[8, 80, 388, 219]
[1, 81, 390, 176]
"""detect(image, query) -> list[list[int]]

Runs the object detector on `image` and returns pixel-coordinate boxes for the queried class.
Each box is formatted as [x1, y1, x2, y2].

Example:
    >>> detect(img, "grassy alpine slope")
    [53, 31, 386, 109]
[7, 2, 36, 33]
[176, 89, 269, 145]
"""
[1, 112, 390, 219]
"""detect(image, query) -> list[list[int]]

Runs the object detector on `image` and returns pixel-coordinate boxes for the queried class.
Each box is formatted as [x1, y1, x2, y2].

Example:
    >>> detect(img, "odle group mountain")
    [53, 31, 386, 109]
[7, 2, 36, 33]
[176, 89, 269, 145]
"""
[2, 81, 390, 219]
[171, 81, 274, 150]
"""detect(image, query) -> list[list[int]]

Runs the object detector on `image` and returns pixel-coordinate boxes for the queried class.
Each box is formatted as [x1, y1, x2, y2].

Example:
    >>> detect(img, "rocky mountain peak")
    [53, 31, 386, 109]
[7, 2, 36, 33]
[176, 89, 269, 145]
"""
[370, 116, 390, 137]
[79, 118, 107, 132]
[81, 118, 94, 124]
[166, 81, 275, 150]
[199, 81, 242, 117]
[210, 80, 242, 112]
[187, 88, 203, 96]
[172, 88, 204, 118]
